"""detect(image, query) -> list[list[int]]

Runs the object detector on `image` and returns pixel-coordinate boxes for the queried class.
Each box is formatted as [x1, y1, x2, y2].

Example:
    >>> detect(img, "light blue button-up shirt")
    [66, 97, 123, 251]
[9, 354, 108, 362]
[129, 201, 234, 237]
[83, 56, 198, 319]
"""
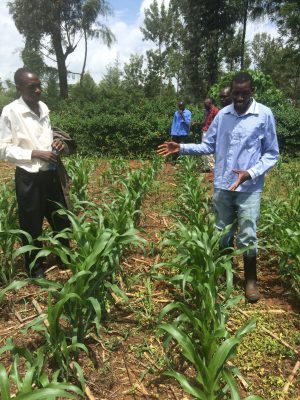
[180, 99, 279, 192]
[171, 109, 192, 136]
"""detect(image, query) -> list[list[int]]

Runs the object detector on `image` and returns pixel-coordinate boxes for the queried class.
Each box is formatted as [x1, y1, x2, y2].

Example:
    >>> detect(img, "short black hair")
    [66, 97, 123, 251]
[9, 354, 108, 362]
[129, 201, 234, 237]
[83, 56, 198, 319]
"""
[14, 67, 34, 86]
[232, 72, 254, 89]
[205, 97, 215, 105]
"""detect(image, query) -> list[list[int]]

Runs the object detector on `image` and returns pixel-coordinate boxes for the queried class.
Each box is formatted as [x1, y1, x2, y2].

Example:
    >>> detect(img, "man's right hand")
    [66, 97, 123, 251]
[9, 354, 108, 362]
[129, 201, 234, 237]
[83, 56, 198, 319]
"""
[157, 142, 180, 156]
[179, 110, 185, 120]
[31, 150, 58, 164]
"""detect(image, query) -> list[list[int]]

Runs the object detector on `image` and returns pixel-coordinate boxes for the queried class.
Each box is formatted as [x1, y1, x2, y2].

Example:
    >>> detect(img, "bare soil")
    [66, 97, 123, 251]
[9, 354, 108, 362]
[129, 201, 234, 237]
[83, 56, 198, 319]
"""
[0, 160, 299, 400]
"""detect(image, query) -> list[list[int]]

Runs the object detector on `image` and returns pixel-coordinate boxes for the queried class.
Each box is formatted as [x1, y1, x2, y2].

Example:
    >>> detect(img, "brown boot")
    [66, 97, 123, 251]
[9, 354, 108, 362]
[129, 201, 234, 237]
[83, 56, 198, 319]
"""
[243, 255, 260, 303]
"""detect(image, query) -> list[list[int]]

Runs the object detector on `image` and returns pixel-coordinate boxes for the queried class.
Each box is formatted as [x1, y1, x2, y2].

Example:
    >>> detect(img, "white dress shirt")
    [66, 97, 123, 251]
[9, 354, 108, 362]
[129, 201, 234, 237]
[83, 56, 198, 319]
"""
[0, 97, 53, 172]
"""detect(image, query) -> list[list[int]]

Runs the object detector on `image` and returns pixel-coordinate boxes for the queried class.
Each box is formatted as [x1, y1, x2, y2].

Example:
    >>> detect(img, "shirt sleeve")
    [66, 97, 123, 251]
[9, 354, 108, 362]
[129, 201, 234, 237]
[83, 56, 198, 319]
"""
[247, 111, 279, 179]
[171, 113, 177, 135]
[180, 113, 218, 155]
[0, 114, 32, 162]
[182, 110, 191, 127]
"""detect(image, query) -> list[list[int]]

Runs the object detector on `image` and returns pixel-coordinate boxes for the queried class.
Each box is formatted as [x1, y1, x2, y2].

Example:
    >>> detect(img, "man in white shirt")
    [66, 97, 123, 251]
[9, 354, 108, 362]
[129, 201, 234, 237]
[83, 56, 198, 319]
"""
[0, 68, 73, 278]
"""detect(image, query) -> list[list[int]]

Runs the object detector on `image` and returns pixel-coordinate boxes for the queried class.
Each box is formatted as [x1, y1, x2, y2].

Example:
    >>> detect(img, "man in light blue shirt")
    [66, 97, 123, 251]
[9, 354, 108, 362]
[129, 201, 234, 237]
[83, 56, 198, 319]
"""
[158, 72, 279, 303]
[171, 101, 192, 143]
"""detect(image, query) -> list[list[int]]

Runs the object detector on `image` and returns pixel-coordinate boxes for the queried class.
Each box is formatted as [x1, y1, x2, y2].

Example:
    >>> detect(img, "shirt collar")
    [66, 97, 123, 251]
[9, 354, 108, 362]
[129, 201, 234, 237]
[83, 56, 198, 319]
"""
[17, 96, 49, 119]
[225, 98, 259, 117]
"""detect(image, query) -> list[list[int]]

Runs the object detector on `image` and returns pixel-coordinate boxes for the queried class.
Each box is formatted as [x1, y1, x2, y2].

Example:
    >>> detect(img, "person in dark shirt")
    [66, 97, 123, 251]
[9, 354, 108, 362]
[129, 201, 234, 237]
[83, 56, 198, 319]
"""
[200, 98, 219, 171]
[202, 97, 219, 133]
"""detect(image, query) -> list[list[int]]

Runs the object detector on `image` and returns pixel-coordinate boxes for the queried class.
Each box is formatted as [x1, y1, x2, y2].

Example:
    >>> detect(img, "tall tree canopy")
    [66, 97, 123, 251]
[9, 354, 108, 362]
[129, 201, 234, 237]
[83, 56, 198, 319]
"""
[141, 0, 173, 95]
[8, 0, 114, 98]
[170, 0, 241, 101]
[269, 0, 300, 49]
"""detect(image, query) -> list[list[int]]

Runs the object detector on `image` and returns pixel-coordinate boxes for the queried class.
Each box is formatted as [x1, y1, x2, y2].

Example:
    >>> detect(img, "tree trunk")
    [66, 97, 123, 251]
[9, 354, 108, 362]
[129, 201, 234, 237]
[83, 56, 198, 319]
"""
[52, 30, 69, 98]
[80, 29, 88, 85]
[241, 0, 248, 70]
[207, 32, 219, 86]
[159, 40, 163, 96]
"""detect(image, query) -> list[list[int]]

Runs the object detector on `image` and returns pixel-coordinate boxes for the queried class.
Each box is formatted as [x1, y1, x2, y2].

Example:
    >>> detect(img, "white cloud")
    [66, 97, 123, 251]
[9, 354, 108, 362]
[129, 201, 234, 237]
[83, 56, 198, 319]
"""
[67, 0, 172, 83]
[67, 17, 152, 83]
[0, 1, 279, 84]
[246, 18, 279, 41]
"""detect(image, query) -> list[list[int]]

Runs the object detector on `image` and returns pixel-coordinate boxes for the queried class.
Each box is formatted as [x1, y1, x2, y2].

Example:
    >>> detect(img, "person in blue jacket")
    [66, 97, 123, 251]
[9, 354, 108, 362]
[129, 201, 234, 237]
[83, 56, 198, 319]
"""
[171, 101, 192, 144]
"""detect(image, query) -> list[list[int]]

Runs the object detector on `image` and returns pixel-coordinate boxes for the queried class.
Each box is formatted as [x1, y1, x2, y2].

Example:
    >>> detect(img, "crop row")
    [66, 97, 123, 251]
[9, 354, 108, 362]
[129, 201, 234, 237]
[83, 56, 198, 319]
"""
[0, 156, 162, 399]
[156, 156, 261, 399]
[260, 160, 300, 299]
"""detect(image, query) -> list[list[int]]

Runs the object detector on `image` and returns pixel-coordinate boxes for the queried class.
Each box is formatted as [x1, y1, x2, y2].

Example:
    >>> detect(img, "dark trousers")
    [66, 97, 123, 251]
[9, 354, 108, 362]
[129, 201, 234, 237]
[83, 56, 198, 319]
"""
[15, 167, 70, 269]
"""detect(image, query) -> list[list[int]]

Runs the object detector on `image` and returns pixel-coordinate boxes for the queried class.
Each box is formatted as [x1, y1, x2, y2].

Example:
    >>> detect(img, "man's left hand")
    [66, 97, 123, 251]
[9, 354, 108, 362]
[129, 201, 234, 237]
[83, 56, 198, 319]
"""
[52, 138, 65, 153]
[229, 170, 251, 191]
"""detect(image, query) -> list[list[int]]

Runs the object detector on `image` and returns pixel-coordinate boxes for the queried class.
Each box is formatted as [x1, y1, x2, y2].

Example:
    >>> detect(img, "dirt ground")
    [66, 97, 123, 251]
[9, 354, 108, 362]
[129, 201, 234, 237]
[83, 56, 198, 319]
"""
[0, 160, 299, 400]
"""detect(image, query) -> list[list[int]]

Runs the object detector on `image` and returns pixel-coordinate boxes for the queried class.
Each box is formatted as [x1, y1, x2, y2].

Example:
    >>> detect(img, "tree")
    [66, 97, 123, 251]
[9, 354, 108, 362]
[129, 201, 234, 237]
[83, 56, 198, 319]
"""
[123, 54, 145, 94]
[98, 60, 123, 98]
[251, 33, 300, 104]
[8, 0, 113, 98]
[0, 80, 17, 112]
[70, 73, 100, 101]
[238, 0, 270, 70]
[164, 4, 186, 94]
[141, 0, 172, 95]
[171, 0, 240, 101]
[80, 0, 115, 84]
[21, 37, 46, 77]
[222, 28, 251, 71]
[268, 0, 300, 50]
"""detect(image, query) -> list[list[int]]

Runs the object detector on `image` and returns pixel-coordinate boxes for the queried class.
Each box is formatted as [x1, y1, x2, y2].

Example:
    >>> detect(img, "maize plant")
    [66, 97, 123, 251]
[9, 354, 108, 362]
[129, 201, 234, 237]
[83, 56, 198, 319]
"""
[0, 159, 158, 389]
[260, 168, 300, 298]
[158, 222, 258, 399]
[172, 157, 211, 227]
[21, 288, 89, 381]
[100, 157, 130, 185]
[105, 159, 161, 226]
[16, 203, 142, 347]
[0, 183, 22, 285]
[65, 155, 95, 204]
[0, 339, 82, 399]
[156, 155, 260, 399]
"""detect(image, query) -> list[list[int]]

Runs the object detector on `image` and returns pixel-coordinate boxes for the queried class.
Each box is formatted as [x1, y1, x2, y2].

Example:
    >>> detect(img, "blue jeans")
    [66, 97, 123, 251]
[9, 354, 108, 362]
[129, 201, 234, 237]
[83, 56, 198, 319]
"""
[213, 188, 261, 257]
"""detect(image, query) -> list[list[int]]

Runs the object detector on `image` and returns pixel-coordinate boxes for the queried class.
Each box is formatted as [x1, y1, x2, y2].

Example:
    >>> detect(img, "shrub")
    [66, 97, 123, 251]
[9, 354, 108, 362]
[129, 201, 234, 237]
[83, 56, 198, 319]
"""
[51, 97, 183, 156]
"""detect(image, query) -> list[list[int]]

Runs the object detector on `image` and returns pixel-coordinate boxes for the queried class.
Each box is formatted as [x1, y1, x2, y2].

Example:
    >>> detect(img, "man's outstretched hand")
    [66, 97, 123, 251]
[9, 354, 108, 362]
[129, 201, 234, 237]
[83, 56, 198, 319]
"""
[229, 169, 251, 191]
[157, 141, 180, 157]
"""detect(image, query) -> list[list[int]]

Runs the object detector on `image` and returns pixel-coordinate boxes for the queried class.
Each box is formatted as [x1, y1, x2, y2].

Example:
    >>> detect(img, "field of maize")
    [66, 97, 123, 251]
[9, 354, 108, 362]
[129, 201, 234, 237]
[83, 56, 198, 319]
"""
[0, 155, 299, 400]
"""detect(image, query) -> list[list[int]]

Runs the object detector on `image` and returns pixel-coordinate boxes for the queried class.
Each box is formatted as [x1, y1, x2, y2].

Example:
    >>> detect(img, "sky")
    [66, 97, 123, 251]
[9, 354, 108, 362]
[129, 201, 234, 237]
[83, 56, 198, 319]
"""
[0, 0, 278, 85]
